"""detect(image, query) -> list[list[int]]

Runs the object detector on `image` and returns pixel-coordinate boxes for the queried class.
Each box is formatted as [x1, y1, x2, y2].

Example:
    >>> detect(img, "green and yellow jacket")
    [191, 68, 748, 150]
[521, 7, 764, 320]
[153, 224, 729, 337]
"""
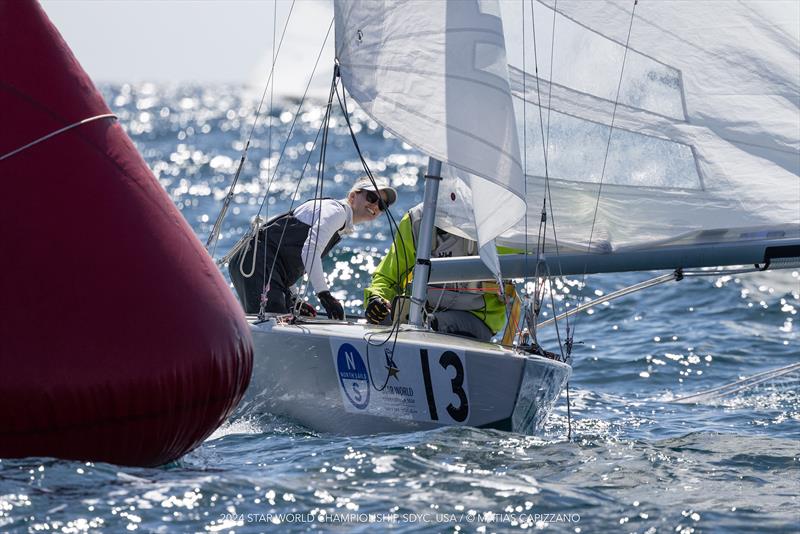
[364, 205, 512, 334]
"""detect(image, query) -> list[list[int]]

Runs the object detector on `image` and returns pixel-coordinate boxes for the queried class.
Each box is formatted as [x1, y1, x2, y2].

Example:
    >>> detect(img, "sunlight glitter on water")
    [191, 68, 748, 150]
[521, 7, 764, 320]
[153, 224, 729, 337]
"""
[3, 82, 798, 533]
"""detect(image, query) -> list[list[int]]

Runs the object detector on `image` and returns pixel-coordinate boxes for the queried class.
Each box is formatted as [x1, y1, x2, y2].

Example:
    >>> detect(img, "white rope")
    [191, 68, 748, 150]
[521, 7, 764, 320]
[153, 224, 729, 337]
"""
[239, 216, 264, 278]
[0, 113, 117, 161]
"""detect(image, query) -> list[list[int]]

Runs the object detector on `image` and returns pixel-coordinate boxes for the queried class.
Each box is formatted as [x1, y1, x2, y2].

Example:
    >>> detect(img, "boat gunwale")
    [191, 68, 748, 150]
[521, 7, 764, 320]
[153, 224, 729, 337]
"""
[246, 314, 572, 372]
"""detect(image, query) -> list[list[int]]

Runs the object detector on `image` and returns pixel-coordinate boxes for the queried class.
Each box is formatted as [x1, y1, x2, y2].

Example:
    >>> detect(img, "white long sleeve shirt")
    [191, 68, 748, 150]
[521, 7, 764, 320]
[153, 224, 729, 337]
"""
[293, 198, 354, 294]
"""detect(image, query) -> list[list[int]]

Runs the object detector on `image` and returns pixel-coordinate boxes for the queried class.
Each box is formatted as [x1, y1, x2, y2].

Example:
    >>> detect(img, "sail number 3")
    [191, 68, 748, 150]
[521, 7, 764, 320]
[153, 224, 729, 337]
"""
[420, 349, 469, 423]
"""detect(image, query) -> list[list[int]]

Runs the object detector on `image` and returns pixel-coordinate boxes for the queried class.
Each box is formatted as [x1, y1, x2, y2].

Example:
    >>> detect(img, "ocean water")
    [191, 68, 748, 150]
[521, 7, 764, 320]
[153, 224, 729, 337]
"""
[1, 84, 798, 533]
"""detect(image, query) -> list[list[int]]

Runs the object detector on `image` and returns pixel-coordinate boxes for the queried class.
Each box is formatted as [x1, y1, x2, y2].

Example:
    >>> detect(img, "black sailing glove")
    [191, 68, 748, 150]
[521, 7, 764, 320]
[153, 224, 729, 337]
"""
[296, 301, 317, 317]
[365, 295, 391, 324]
[317, 291, 344, 320]
[288, 294, 317, 317]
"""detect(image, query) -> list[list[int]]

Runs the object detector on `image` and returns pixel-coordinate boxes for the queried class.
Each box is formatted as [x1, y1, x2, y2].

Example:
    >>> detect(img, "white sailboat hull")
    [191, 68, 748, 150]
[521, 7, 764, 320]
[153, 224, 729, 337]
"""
[244, 319, 570, 435]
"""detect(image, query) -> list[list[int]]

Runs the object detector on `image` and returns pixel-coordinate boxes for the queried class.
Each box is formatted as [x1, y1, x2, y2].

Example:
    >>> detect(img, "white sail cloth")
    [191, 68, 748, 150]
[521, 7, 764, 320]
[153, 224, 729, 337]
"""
[333, 0, 527, 257]
[494, 0, 799, 254]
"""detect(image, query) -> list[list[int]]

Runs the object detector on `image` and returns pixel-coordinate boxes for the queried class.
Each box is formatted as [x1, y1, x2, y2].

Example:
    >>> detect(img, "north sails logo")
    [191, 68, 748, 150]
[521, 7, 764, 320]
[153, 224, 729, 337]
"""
[336, 343, 369, 409]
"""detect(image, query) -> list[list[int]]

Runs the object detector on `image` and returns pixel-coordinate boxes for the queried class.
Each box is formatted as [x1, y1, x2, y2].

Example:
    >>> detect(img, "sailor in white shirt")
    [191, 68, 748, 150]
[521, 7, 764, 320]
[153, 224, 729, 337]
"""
[229, 178, 397, 319]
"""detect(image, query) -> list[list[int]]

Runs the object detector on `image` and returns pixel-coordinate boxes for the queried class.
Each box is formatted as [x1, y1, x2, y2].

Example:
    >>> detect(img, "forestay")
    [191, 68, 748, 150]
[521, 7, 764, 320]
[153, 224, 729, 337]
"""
[333, 0, 527, 254]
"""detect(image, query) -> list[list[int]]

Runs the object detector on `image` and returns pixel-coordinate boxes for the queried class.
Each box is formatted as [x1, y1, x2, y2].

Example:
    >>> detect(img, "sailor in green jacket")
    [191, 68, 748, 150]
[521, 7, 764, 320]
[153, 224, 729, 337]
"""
[364, 203, 507, 341]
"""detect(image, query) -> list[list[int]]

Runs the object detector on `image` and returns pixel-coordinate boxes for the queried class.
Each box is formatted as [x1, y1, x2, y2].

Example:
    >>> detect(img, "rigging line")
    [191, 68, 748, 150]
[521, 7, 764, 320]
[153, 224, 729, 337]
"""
[298, 72, 338, 308]
[529, 0, 571, 346]
[363, 288, 405, 366]
[260, 0, 280, 299]
[545, 0, 557, 153]
[536, 264, 777, 333]
[333, 82, 402, 290]
[215, 215, 261, 267]
[531, 199, 549, 344]
[522, 0, 530, 320]
[252, 94, 328, 319]
[364, 339, 393, 392]
[261, 70, 338, 319]
[222, 15, 332, 320]
[565, 383, 572, 440]
[365, 324, 406, 391]
[528, 0, 569, 346]
[540, 0, 570, 323]
[528, 0, 548, 342]
[255, 16, 334, 221]
[520, 0, 528, 273]
[0, 113, 117, 161]
[206, 0, 297, 257]
[538, 271, 678, 328]
[301, 69, 340, 314]
[545, 262, 567, 361]
[681, 266, 781, 277]
[238, 215, 261, 278]
[336, 81, 408, 338]
[335, 82, 403, 244]
[670, 362, 800, 404]
[571, 0, 639, 345]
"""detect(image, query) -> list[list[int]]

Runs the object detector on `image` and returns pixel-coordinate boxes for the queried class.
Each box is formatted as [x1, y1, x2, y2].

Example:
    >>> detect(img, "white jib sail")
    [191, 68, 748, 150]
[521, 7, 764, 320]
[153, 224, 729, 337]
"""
[496, 0, 799, 258]
[334, 0, 527, 263]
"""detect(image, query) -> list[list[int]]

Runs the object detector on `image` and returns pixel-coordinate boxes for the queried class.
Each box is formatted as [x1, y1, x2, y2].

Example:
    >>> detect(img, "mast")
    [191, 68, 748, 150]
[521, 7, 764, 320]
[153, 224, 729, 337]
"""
[408, 157, 443, 327]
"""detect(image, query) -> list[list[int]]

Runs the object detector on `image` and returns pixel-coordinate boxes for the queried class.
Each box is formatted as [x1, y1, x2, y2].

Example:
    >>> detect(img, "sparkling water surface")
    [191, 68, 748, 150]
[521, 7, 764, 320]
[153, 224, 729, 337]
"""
[1, 85, 797, 533]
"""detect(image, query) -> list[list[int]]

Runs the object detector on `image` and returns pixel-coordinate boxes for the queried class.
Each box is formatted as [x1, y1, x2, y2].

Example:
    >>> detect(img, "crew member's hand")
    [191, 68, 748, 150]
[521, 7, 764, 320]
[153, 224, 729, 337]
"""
[294, 300, 317, 317]
[288, 294, 317, 317]
[317, 291, 345, 320]
[365, 295, 391, 324]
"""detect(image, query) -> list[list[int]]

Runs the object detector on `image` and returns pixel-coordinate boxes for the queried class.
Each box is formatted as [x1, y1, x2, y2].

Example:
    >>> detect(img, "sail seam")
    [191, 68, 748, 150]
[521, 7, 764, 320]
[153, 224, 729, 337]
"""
[346, 27, 506, 45]
[0, 113, 117, 162]
[535, 1, 688, 122]
[509, 68, 688, 124]
[348, 91, 523, 173]
[541, 0, 680, 76]
[343, 63, 512, 99]
[511, 92, 697, 154]
[525, 173, 704, 194]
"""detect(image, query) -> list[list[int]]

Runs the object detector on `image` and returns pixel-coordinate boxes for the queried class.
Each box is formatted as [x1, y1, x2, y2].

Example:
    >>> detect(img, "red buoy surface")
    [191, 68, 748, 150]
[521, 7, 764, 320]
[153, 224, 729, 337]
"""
[0, 0, 253, 466]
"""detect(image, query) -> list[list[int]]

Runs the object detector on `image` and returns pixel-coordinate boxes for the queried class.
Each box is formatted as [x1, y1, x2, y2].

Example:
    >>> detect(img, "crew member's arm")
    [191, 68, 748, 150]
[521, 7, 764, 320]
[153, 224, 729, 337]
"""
[301, 200, 347, 295]
[364, 213, 416, 306]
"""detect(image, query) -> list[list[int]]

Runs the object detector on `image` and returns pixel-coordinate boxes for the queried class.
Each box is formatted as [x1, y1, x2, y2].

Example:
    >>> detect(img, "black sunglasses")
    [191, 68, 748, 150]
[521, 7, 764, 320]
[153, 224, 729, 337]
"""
[361, 189, 387, 211]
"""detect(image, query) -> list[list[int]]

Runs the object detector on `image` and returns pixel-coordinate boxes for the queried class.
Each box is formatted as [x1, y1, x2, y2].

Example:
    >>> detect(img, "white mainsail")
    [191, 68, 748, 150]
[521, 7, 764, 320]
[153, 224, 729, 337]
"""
[436, 0, 800, 279]
[494, 0, 799, 257]
[335, 0, 799, 280]
[333, 0, 527, 254]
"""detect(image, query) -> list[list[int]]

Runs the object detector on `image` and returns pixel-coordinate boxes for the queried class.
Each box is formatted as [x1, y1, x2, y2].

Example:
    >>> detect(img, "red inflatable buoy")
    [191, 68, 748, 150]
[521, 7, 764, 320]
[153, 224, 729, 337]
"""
[0, 0, 253, 467]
